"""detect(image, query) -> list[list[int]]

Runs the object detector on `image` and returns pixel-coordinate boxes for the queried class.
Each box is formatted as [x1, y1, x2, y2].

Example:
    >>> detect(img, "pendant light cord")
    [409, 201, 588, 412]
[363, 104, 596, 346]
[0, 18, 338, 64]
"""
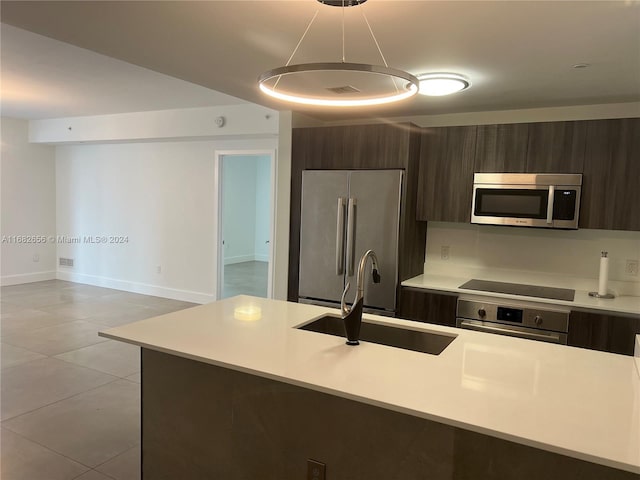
[359, 4, 398, 91]
[342, 0, 346, 63]
[273, 9, 319, 90]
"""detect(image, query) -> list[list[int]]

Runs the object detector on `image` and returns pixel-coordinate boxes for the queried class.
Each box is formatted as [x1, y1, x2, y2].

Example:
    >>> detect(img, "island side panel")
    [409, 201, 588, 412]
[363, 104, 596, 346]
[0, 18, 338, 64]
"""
[141, 349, 636, 480]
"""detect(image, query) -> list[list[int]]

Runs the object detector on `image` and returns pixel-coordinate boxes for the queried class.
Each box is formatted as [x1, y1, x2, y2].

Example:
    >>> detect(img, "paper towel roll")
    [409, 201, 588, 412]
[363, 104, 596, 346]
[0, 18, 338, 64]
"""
[598, 251, 609, 296]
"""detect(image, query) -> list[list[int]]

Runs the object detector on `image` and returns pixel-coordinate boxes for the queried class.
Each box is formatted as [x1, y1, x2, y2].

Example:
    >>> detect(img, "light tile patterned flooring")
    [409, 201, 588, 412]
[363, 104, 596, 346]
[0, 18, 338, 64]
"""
[222, 261, 268, 299]
[0, 280, 197, 480]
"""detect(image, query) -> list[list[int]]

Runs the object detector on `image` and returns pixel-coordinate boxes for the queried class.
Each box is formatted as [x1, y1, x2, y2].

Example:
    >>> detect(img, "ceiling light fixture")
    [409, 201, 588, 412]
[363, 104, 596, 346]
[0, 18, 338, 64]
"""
[417, 73, 470, 96]
[258, 0, 418, 107]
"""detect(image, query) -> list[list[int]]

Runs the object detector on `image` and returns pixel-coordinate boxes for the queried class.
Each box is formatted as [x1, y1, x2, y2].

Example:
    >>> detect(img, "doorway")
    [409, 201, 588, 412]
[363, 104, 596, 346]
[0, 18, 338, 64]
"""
[216, 150, 275, 300]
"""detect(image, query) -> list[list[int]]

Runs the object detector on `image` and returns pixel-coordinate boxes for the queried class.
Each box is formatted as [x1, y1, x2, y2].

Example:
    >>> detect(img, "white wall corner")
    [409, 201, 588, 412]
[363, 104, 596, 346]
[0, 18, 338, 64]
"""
[273, 111, 293, 300]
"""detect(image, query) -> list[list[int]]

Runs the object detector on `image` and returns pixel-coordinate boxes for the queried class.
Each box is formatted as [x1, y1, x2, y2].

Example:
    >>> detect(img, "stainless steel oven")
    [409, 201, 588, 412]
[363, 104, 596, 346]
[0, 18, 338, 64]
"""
[456, 298, 569, 345]
[471, 173, 582, 229]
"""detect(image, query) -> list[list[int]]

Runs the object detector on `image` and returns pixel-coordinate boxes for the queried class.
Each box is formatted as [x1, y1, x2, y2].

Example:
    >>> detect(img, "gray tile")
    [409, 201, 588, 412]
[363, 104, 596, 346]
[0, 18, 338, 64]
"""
[4, 380, 140, 468]
[73, 470, 114, 480]
[55, 340, 140, 378]
[1, 427, 89, 480]
[38, 302, 108, 320]
[1, 290, 92, 308]
[1, 342, 46, 369]
[95, 445, 140, 480]
[1, 308, 76, 337]
[60, 283, 119, 297]
[222, 261, 268, 299]
[2, 320, 109, 356]
[82, 305, 158, 328]
[124, 373, 141, 384]
[1, 357, 117, 420]
[0, 301, 24, 314]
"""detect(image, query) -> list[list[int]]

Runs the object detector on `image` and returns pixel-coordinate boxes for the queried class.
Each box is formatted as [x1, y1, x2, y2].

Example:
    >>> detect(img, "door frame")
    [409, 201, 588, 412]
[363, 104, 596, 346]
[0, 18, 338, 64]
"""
[214, 149, 277, 300]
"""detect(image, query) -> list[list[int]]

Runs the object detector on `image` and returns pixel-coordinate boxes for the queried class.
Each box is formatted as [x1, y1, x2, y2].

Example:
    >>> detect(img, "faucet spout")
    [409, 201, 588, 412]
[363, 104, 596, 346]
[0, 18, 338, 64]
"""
[340, 249, 381, 345]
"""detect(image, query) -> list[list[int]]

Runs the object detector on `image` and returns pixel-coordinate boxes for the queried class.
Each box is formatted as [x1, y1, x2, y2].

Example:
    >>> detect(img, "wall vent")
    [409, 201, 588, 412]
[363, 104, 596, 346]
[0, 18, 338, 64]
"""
[59, 257, 74, 267]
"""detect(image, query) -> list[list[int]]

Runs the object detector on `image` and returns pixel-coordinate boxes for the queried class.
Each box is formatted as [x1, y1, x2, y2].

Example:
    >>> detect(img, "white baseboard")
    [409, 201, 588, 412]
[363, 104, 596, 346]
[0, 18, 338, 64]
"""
[1, 270, 57, 286]
[55, 271, 215, 304]
[224, 254, 255, 265]
[254, 254, 269, 263]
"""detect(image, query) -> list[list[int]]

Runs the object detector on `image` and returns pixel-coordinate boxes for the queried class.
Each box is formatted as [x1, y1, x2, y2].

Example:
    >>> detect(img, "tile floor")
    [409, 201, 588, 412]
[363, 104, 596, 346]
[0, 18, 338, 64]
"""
[0, 280, 197, 480]
[222, 261, 268, 299]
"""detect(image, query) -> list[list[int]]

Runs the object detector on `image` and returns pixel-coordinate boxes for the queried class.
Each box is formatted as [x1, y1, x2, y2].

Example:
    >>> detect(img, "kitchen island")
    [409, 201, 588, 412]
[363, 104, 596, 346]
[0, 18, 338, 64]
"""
[100, 296, 640, 479]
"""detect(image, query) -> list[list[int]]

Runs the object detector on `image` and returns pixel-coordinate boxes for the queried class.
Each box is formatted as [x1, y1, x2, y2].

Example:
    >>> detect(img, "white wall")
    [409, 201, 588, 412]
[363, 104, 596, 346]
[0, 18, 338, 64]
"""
[254, 155, 271, 261]
[29, 104, 279, 144]
[55, 138, 277, 303]
[1, 117, 57, 285]
[222, 154, 271, 265]
[425, 222, 640, 295]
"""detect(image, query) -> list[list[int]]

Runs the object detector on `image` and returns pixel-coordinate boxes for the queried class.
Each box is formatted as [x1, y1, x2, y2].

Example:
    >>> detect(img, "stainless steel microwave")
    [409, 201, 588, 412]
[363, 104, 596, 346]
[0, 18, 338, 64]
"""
[471, 173, 582, 229]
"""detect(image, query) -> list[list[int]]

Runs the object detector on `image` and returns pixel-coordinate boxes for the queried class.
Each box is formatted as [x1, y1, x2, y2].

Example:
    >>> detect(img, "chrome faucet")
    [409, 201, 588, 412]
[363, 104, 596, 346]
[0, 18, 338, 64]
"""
[340, 249, 381, 345]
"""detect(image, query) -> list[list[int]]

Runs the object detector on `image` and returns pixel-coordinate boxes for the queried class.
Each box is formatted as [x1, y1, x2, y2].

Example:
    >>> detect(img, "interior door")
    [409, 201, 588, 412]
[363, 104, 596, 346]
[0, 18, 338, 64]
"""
[299, 170, 349, 303]
[346, 170, 402, 311]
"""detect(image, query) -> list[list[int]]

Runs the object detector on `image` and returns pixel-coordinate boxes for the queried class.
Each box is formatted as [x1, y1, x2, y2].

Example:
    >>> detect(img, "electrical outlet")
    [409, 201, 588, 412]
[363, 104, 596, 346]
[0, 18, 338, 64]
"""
[307, 459, 326, 480]
[625, 259, 639, 276]
[33, 253, 40, 262]
[156, 265, 162, 274]
[441, 245, 450, 260]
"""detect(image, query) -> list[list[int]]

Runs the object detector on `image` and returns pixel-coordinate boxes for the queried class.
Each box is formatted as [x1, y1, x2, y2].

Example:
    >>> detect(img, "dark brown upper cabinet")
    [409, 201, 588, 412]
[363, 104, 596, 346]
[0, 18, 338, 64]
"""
[342, 123, 415, 169]
[580, 118, 640, 231]
[525, 121, 587, 173]
[474, 123, 529, 173]
[293, 126, 345, 170]
[417, 125, 477, 222]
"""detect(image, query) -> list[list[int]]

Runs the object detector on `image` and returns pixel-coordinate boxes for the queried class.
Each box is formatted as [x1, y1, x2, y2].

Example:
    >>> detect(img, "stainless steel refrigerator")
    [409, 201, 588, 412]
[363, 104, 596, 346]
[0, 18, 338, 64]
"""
[298, 169, 402, 314]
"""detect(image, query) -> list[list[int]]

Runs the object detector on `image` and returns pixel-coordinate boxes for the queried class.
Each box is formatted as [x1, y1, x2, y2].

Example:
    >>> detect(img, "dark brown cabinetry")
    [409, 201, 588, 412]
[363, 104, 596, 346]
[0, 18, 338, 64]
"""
[288, 124, 426, 304]
[579, 118, 640, 231]
[525, 121, 586, 173]
[568, 310, 640, 356]
[474, 123, 529, 173]
[397, 288, 457, 327]
[415, 117, 638, 231]
[417, 126, 477, 222]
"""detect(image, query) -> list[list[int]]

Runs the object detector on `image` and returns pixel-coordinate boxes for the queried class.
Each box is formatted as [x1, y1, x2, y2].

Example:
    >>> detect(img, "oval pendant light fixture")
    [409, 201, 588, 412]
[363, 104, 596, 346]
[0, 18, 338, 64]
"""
[258, 0, 418, 107]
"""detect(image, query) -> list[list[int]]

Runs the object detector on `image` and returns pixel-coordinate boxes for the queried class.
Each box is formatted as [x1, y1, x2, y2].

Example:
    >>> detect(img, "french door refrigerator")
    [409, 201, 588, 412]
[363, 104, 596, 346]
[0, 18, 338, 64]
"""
[298, 169, 402, 314]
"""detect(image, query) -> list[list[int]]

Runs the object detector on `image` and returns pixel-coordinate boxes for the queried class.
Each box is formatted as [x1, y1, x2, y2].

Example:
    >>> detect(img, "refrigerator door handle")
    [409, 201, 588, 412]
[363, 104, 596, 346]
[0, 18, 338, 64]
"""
[336, 197, 346, 275]
[346, 197, 356, 276]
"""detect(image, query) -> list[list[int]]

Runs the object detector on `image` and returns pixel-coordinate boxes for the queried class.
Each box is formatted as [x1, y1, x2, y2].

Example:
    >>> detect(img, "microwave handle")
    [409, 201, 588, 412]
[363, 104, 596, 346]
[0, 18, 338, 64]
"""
[546, 185, 555, 224]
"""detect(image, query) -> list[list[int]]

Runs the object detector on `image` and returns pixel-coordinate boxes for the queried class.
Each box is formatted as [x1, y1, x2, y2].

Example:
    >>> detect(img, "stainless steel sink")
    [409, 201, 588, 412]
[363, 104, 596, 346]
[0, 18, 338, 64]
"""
[297, 315, 456, 355]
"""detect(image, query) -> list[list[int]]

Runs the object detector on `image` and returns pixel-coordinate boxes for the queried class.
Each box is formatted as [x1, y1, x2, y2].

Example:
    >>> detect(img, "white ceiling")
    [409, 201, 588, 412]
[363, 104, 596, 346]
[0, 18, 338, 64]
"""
[1, 1, 639, 122]
[0, 24, 246, 119]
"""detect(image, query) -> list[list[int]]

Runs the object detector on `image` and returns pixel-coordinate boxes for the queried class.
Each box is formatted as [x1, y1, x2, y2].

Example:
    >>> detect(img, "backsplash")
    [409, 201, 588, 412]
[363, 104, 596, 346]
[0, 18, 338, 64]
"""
[425, 222, 640, 295]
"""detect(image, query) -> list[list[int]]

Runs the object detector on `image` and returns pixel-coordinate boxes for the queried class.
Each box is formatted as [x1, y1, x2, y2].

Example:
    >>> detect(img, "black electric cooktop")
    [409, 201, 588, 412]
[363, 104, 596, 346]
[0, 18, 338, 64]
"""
[459, 279, 575, 302]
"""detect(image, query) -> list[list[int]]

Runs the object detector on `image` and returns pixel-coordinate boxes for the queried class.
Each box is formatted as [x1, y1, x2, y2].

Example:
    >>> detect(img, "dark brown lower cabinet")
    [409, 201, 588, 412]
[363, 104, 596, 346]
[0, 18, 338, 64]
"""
[568, 311, 640, 356]
[397, 287, 457, 326]
[143, 348, 636, 480]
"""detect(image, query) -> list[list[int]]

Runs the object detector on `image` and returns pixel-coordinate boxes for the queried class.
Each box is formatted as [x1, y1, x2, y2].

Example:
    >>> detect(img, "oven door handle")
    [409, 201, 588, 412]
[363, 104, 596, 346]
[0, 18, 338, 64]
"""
[458, 320, 564, 344]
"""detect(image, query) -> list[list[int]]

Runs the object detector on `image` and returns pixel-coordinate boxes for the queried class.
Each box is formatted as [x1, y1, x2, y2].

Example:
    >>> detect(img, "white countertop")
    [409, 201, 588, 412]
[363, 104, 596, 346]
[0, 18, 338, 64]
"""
[100, 296, 640, 474]
[402, 272, 640, 317]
